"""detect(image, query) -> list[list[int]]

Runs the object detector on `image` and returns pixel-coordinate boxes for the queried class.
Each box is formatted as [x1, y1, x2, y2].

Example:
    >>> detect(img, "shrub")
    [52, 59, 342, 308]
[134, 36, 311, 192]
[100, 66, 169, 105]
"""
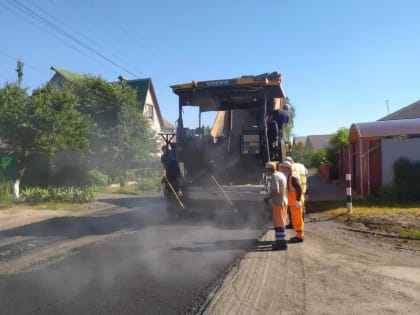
[136, 177, 161, 191]
[393, 158, 420, 201]
[21, 187, 49, 203]
[0, 179, 10, 197]
[373, 185, 398, 204]
[21, 186, 95, 203]
[87, 169, 109, 186]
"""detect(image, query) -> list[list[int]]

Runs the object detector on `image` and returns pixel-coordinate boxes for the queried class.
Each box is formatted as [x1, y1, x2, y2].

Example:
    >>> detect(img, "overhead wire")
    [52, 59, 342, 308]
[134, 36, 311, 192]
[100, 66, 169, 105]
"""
[4, 0, 139, 78]
[26, 0, 117, 60]
[25, 0, 124, 79]
[83, 0, 142, 78]
[1, 1, 103, 69]
[0, 50, 49, 75]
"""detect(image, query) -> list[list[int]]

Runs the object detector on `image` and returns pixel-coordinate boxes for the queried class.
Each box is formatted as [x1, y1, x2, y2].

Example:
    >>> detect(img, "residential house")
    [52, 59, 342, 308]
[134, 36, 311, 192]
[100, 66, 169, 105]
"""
[50, 66, 174, 135]
[379, 100, 420, 121]
[339, 101, 420, 197]
[305, 134, 331, 150]
[292, 136, 307, 148]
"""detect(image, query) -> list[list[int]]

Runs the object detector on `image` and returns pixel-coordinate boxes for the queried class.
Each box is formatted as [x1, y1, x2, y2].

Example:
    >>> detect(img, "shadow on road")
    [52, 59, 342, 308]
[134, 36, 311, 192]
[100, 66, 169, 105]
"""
[171, 239, 274, 253]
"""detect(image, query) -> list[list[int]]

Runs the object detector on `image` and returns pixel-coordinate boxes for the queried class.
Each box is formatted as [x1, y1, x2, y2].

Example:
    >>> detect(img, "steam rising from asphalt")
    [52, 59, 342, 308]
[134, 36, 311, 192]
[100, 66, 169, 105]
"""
[2, 195, 269, 313]
[137, 200, 269, 283]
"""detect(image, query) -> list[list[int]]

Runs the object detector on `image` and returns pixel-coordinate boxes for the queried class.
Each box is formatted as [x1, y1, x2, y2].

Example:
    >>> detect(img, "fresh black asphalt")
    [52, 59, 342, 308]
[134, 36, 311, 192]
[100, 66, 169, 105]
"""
[0, 195, 269, 314]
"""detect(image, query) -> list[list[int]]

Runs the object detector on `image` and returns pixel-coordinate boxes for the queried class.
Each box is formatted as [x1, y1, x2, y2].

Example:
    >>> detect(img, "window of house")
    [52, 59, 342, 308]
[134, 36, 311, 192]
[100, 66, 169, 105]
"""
[145, 104, 153, 119]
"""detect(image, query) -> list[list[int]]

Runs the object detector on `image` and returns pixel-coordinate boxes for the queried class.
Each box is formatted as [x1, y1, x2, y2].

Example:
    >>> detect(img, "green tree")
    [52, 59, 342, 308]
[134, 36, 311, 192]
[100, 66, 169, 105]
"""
[326, 127, 349, 179]
[67, 76, 158, 185]
[283, 97, 294, 142]
[290, 143, 327, 168]
[0, 83, 90, 197]
[328, 127, 349, 148]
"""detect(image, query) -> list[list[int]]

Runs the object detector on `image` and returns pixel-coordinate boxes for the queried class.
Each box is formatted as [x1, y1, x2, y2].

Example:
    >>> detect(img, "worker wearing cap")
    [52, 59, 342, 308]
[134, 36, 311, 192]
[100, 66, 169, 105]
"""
[285, 156, 308, 197]
[279, 160, 304, 243]
[264, 161, 288, 250]
[284, 156, 308, 229]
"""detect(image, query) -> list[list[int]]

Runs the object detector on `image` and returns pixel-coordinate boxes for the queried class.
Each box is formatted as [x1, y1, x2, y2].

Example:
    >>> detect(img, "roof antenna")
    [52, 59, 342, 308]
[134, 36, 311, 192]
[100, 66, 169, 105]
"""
[386, 99, 389, 114]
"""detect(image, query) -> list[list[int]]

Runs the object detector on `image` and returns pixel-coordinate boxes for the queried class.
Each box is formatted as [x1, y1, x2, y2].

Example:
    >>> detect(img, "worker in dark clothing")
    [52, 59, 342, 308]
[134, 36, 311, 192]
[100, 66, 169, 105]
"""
[161, 144, 182, 197]
[272, 104, 290, 140]
[266, 112, 279, 161]
[161, 145, 170, 172]
[166, 158, 182, 196]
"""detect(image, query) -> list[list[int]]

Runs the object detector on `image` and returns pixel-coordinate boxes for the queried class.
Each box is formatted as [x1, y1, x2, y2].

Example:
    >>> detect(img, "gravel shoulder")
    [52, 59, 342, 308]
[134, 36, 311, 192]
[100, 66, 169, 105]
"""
[201, 214, 420, 315]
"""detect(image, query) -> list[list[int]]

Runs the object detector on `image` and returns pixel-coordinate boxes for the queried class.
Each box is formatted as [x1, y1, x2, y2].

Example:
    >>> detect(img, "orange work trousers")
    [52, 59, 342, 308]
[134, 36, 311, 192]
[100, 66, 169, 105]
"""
[272, 203, 287, 228]
[289, 192, 304, 238]
[273, 203, 287, 243]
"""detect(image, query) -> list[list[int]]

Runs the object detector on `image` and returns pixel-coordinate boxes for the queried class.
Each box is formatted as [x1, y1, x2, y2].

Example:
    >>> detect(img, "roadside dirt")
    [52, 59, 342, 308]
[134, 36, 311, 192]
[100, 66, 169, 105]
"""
[200, 212, 420, 315]
[0, 201, 111, 231]
[307, 210, 420, 251]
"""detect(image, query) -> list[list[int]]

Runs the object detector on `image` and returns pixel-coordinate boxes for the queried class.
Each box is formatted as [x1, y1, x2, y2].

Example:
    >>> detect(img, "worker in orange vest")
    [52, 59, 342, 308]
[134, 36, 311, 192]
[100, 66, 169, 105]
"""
[284, 156, 308, 228]
[278, 160, 304, 243]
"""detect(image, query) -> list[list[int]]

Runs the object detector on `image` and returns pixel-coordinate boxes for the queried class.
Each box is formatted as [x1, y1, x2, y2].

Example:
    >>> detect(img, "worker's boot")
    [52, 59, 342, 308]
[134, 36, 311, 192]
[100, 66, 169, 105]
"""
[285, 222, 294, 229]
[289, 236, 304, 243]
[272, 240, 287, 251]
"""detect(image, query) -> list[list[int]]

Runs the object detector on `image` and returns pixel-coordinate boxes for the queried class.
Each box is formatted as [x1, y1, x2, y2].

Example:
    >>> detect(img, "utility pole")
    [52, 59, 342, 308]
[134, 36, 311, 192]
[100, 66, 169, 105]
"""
[16, 59, 24, 86]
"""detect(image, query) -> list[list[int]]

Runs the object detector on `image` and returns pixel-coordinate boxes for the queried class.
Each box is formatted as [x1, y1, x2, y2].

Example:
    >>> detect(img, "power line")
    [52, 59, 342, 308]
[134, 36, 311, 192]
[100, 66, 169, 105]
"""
[1, 1, 104, 68]
[4, 0, 139, 78]
[27, 0, 116, 59]
[0, 50, 50, 75]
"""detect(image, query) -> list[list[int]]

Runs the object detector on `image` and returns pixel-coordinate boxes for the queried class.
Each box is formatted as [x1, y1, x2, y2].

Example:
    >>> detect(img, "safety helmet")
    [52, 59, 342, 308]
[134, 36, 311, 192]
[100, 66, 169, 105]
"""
[284, 156, 294, 163]
[280, 161, 293, 169]
[265, 162, 276, 170]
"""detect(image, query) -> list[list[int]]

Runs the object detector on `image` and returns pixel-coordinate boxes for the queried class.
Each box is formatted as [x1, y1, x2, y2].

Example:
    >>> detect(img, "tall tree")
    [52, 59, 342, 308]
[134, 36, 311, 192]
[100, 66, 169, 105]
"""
[326, 127, 349, 179]
[0, 83, 90, 197]
[67, 76, 158, 185]
[113, 102, 157, 185]
[283, 97, 294, 142]
[328, 127, 349, 148]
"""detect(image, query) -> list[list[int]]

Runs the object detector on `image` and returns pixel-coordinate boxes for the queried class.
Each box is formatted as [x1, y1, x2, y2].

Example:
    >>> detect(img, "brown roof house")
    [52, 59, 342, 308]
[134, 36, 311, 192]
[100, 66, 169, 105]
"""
[379, 100, 420, 121]
[306, 134, 331, 150]
[339, 118, 420, 197]
[292, 136, 307, 148]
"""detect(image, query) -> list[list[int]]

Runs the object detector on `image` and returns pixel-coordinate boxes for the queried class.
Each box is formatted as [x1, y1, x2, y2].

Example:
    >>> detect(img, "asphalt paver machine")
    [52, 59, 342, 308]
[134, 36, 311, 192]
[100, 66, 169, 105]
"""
[166, 72, 287, 213]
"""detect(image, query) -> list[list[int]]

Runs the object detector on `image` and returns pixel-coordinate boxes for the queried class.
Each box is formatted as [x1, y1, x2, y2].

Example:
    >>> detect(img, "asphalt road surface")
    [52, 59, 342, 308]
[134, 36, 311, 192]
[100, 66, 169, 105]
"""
[0, 194, 270, 314]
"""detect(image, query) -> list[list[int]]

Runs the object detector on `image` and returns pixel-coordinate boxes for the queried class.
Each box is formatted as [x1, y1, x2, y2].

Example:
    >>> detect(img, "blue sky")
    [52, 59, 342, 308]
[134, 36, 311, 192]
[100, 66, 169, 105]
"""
[1, 0, 420, 137]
